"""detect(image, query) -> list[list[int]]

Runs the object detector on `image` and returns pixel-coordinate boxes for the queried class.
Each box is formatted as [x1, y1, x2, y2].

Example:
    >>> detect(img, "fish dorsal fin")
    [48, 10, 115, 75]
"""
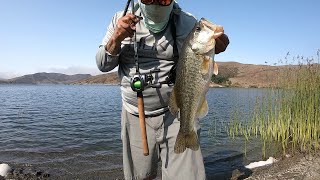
[196, 96, 208, 119]
[213, 62, 219, 75]
[168, 87, 179, 117]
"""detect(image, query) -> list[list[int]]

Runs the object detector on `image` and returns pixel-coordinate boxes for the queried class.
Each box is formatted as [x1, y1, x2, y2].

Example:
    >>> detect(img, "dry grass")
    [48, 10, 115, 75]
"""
[228, 50, 320, 158]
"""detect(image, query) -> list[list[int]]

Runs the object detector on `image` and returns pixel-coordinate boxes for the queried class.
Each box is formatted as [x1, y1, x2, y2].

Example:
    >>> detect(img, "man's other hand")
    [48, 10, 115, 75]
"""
[215, 33, 229, 54]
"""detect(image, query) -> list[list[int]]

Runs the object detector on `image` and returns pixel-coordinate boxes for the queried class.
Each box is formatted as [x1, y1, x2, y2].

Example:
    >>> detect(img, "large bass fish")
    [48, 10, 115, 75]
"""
[168, 18, 223, 154]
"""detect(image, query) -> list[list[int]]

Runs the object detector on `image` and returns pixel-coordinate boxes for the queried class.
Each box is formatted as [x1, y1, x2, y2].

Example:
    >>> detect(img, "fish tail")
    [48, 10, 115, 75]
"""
[174, 130, 199, 154]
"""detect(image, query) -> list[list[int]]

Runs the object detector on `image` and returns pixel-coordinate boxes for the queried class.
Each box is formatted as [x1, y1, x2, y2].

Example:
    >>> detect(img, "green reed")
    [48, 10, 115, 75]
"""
[228, 51, 320, 158]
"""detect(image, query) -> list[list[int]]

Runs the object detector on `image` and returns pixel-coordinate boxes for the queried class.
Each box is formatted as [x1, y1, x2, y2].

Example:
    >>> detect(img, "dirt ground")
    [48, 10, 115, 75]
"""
[239, 153, 320, 180]
[3, 153, 320, 180]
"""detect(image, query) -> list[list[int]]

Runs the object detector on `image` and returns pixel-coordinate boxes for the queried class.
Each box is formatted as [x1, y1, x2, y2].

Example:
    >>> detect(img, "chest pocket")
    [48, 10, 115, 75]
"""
[120, 23, 178, 64]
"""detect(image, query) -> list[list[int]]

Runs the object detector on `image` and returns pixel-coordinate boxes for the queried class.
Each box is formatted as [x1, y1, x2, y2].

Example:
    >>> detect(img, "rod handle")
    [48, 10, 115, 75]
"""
[137, 92, 149, 156]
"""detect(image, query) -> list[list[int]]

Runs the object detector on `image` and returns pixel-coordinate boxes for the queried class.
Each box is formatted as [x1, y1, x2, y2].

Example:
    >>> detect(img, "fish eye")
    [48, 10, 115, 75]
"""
[195, 26, 201, 32]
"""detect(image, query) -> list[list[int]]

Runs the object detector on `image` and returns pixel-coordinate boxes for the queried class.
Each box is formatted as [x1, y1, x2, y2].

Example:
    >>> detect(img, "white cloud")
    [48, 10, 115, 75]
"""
[42, 66, 104, 76]
[0, 72, 23, 79]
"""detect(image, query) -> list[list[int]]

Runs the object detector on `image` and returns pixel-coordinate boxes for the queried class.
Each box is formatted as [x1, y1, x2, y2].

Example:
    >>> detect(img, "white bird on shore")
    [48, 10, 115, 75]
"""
[0, 163, 11, 177]
[245, 157, 278, 169]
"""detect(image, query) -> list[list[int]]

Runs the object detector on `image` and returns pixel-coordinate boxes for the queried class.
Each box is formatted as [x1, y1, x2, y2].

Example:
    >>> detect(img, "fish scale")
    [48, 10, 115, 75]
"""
[168, 18, 223, 154]
[178, 53, 207, 131]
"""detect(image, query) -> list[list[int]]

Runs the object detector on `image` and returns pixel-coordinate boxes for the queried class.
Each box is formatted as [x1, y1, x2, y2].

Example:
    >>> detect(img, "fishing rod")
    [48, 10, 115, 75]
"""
[123, 0, 151, 156]
[122, 0, 131, 17]
[122, 0, 176, 156]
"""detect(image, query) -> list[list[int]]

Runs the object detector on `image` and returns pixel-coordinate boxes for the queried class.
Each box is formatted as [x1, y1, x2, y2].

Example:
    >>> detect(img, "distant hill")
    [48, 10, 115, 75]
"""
[0, 62, 306, 88]
[72, 72, 119, 85]
[74, 62, 283, 88]
[215, 62, 281, 88]
[1, 73, 91, 84]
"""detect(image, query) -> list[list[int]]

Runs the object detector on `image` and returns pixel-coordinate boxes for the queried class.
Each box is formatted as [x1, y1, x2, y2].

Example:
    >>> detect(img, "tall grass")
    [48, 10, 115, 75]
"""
[228, 50, 320, 158]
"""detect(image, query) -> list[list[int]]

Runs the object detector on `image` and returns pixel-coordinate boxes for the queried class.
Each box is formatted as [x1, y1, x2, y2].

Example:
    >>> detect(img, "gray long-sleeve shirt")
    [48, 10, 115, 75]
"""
[96, 3, 197, 116]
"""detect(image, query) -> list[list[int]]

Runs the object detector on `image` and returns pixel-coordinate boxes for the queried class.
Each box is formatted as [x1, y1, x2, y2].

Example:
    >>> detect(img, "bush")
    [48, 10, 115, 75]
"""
[211, 66, 238, 84]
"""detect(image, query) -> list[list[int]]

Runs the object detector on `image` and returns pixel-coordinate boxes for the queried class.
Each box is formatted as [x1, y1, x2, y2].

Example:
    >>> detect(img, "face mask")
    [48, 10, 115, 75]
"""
[138, 0, 174, 33]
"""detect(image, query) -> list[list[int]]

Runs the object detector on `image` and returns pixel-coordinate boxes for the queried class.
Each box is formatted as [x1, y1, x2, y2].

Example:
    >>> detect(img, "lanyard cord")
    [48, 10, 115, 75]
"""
[131, 0, 140, 74]
[128, 1, 177, 91]
[123, 0, 139, 74]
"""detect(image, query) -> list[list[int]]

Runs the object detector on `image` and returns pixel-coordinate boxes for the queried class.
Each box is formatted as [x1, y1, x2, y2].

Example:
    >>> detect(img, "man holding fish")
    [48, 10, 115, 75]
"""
[96, 0, 229, 179]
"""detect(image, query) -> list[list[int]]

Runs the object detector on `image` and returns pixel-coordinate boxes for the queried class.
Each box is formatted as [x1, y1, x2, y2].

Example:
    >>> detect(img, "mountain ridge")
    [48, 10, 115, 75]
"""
[0, 62, 304, 88]
[73, 61, 285, 88]
[0, 72, 91, 84]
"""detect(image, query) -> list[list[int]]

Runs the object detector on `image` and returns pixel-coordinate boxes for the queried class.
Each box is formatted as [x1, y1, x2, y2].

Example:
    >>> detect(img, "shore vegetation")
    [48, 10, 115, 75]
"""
[228, 50, 320, 158]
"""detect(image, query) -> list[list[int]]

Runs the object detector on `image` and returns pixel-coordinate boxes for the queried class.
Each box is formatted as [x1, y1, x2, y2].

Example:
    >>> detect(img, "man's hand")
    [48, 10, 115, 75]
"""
[113, 14, 141, 43]
[106, 14, 141, 55]
[215, 33, 229, 54]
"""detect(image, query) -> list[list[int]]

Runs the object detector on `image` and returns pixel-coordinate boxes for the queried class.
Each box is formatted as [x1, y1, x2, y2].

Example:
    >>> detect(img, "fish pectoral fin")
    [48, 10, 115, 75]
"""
[201, 56, 211, 76]
[168, 87, 179, 116]
[213, 62, 219, 75]
[174, 130, 199, 154]
[196, 97, 208, 119]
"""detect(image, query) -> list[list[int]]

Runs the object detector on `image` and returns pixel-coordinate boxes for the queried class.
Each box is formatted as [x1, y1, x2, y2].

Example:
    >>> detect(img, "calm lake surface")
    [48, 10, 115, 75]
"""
[0, 84, 270, 179]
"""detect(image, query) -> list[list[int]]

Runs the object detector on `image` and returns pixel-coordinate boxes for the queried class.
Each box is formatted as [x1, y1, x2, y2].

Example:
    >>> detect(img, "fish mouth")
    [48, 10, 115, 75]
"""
[193, 18, 223, 55]
[200, 18, 224, 34]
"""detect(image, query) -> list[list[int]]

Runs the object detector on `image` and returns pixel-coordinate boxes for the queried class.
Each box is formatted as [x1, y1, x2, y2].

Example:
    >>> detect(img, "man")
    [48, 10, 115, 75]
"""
[96, 0, 229, 179]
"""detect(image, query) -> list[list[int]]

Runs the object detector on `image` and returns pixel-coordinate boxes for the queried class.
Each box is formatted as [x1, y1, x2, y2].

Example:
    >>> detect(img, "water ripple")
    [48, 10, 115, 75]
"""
[0, 84, 268, 177]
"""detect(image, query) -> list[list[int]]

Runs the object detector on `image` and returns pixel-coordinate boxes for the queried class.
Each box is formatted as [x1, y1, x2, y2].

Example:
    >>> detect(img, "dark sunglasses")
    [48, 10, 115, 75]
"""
[141, 0, 173, 6]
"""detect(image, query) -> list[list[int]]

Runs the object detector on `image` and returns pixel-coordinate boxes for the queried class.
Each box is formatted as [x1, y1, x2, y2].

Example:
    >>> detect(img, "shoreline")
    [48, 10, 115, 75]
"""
[244, 153, 320, 179]
[3, 153, 320, 179]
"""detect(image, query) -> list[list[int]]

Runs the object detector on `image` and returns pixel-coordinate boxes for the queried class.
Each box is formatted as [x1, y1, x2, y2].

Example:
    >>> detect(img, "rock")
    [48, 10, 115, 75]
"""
[12, 168, 23, 176]
[285, 154, 292, 158]
[5, 166, 50, 179]
[231, 169, 245, 180]
[0, 163, 11, 177]
[245, 157, 278, 169]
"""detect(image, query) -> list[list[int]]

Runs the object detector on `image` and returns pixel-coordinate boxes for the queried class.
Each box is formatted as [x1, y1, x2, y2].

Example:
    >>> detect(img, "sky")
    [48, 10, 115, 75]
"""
[0, 0, 319, 79]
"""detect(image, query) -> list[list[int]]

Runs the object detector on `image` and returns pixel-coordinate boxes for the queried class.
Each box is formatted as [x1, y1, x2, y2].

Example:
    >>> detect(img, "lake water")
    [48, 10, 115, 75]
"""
[0, 84, 270, 179]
